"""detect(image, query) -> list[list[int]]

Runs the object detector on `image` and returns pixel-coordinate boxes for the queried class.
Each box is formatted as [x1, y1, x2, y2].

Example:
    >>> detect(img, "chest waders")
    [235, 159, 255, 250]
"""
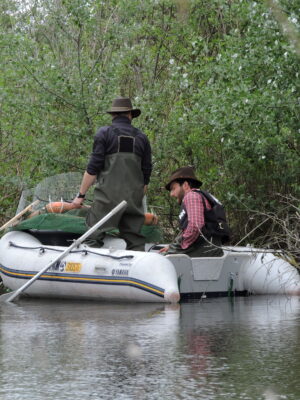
[86, 135, 145, 250]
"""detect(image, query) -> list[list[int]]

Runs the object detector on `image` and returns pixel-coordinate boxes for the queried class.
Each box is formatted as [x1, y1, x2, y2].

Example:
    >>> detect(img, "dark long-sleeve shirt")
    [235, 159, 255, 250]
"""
[86, 116, 152, 184]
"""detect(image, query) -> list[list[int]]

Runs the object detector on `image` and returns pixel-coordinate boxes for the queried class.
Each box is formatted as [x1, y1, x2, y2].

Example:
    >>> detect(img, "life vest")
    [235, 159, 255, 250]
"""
[179, 190, 231, 244]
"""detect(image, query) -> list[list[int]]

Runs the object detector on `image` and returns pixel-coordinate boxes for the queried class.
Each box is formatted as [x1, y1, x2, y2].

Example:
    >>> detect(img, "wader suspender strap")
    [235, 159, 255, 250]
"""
[200, 191, 208, 211]
[109, 126, 139, 153]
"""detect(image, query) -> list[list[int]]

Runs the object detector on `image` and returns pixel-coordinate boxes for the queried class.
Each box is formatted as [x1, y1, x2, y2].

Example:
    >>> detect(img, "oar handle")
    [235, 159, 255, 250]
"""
[0, 200, 40, 232]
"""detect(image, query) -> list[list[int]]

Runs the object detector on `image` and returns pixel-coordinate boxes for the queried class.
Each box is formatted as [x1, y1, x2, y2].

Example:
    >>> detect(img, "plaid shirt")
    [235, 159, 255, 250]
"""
[181, 189, 211, 249]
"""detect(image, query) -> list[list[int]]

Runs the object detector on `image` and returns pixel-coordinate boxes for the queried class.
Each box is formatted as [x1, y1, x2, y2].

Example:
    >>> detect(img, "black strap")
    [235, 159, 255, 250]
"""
[199, 192, 208, 210]
[109, 126, 139, 138]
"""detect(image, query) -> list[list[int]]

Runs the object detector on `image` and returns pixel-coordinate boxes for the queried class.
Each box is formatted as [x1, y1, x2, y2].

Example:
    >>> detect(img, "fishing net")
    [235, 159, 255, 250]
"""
[16, 172, 89, 213]
[16, 172, 145, 213]
[13, 172, 163, 243]
[12, 213, 163, 243]
[12, 213, 87, 234]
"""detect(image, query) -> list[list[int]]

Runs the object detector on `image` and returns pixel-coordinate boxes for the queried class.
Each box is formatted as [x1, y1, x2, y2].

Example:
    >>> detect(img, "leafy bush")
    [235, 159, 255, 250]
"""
[0, 0, 299, 256]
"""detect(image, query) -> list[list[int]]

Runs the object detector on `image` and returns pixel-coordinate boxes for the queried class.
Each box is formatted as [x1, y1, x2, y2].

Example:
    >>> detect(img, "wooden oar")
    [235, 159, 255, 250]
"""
[0, 200, 40, 232]
[1, 200, 127, 303]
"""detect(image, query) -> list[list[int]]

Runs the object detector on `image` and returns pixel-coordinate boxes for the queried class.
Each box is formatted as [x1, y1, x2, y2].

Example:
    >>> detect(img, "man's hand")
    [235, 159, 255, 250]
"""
[72, 197, 85, 207]
[72, 171, 96, 208]
[159, 246, 169, 254]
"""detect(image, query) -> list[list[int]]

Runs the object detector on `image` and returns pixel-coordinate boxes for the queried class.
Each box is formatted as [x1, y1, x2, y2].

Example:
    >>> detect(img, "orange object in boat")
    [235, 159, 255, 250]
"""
[45, 202, 158, 225]
[45, 202, 80, 213]
[144, 213, 158, 225]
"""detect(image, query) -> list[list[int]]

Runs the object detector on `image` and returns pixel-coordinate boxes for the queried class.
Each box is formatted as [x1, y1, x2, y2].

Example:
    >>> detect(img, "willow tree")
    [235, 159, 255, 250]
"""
[0, 0, 299, 256]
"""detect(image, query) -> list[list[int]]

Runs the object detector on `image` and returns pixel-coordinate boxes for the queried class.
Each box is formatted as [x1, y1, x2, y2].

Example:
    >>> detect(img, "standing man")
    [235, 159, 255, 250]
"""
[160, 166, 226, 257]
[73, 97, 152, 250]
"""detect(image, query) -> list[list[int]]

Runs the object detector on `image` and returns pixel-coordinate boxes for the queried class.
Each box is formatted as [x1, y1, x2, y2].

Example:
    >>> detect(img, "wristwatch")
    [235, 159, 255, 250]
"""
[76, 192, 86, 199]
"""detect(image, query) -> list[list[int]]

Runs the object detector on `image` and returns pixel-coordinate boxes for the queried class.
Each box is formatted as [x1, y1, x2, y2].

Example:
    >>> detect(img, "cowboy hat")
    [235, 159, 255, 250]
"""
[106, 97, 141, 118]
[165, 166, 202, 191]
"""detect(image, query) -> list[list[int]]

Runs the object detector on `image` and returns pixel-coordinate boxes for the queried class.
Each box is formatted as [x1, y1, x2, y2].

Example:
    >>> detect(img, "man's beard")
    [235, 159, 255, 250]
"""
[177, 187, 185, 204]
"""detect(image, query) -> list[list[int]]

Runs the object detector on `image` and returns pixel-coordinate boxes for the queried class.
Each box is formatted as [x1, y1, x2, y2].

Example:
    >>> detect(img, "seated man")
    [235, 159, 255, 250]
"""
[160, 166, 229, 257]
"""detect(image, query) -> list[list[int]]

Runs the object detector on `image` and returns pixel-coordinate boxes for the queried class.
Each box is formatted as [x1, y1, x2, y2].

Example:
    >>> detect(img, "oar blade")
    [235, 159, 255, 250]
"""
[0, 291, 19, 303]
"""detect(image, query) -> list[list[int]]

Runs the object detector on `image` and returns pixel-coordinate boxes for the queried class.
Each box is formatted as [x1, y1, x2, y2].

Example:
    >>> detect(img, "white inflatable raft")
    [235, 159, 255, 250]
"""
[161, 246, 300, 299]
[0, 231, 299, 302]
[0, 231, 180, 303]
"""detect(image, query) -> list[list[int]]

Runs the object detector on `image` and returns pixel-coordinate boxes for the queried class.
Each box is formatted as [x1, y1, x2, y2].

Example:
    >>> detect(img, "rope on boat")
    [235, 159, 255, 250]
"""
[196, 228, 292, 257]
[8, 241, 134, 260]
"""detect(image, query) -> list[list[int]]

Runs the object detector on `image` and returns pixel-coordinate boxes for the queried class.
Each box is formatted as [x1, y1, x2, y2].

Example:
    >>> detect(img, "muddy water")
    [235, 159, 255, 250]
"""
[0, 296, 299, 399]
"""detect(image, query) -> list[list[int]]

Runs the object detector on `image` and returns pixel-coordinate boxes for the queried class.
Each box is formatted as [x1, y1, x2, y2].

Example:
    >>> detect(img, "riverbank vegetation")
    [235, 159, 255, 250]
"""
[0, 0, 299, 259]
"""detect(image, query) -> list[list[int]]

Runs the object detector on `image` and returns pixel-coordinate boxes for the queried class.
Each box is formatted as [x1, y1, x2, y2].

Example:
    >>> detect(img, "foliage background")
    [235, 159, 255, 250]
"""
[0, 0, 299, 254]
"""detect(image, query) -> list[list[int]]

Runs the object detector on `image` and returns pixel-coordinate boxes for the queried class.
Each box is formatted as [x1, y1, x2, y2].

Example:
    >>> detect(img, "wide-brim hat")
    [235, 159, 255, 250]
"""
[165, 166, 202, 191]
[106, 97, 141, 118]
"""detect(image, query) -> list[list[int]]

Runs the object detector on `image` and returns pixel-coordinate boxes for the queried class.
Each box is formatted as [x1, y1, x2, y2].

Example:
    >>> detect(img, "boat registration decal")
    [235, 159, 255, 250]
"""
[49, 261, 66, 272]
[65, 262, 82, 272]
[112, 268, 129, 276]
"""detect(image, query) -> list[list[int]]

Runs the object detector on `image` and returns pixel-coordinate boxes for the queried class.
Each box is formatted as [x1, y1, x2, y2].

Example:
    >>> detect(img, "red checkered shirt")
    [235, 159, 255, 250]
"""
[181, 189, 211, 249]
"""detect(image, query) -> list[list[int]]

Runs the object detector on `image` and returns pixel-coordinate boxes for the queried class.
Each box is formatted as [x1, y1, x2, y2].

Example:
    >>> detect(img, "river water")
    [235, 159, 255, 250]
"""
[0, 296, 299, 400]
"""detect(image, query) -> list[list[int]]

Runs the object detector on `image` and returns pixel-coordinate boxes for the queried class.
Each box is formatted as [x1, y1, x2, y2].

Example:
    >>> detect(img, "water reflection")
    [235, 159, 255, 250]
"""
[0, 296, 299, 400]
[179, 297, 300, 399]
